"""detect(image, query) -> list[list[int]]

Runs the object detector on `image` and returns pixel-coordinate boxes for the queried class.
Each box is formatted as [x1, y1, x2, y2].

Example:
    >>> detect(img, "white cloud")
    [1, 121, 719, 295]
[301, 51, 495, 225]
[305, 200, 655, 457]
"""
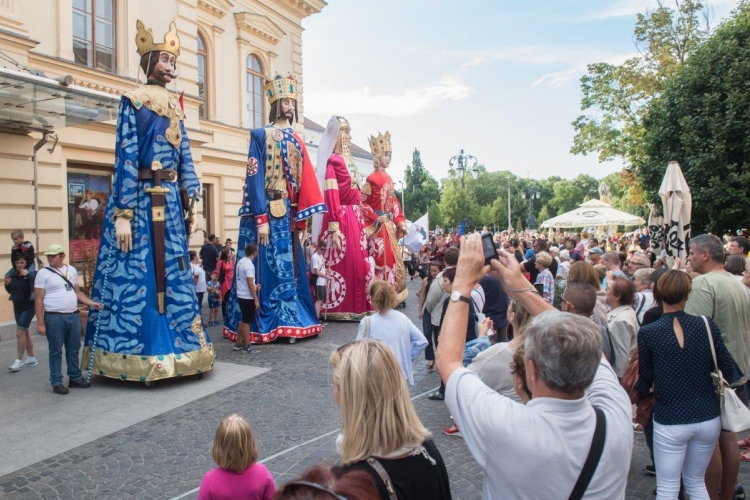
[585, 0, 738, 21]
[304, 76, 473, 117]
[532, 69, 581, 88]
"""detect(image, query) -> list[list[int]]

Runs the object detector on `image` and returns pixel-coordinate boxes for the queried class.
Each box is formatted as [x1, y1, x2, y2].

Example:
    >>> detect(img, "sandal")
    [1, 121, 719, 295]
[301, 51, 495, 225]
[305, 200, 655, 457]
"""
[426, 361, 434, 369]
[740, 449, 750, 462]
[427, 392, 445, 401]
[738, 437, 750, 448]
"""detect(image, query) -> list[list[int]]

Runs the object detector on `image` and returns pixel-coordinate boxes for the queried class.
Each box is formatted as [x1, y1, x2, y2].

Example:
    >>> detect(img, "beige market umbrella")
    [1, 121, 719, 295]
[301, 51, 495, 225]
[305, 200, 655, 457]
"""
[659, 161, 692, 267]
[541, 199, 645, 229]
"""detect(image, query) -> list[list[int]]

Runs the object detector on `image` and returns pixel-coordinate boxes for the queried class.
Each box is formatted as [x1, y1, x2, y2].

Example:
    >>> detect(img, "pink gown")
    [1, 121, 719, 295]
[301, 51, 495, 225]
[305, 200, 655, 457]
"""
[319, 154, 373, 320]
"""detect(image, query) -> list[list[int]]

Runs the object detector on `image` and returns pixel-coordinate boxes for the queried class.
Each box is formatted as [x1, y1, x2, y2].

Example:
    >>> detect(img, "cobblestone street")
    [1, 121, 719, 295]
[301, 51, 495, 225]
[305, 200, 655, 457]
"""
[1, 278, 749, 499]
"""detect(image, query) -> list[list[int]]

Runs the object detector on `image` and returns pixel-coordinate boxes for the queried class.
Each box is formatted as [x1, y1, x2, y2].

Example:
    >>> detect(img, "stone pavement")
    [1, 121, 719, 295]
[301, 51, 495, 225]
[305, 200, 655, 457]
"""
[0, 278, 749, 499]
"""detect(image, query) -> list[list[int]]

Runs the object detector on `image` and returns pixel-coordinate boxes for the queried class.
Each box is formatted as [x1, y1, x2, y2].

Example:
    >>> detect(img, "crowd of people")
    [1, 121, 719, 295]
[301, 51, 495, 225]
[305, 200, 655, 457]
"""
[189, 226, 750, 499]
[7, 219, 750, 497]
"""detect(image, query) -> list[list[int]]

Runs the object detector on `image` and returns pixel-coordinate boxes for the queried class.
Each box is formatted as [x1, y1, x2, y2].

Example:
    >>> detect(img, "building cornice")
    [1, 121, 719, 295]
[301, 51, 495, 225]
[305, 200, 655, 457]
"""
[234, 12, 286, 45]
[197, 0, 233, 20]
[0, 27, 38, 52]
[272, 0, 326, 19]
[28, 53, 134, 95]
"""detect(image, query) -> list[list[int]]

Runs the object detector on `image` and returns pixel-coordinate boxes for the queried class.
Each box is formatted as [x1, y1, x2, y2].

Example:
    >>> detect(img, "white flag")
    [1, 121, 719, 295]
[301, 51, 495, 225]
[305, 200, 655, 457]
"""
[404, 212, 429, 254]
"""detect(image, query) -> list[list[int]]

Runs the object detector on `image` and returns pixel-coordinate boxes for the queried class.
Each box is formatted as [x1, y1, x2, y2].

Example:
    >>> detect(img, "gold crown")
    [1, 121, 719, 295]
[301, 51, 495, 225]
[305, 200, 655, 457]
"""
[135, 20, 180, 58]
[265, 74, 298, 104]
[369, 132, 392, 156]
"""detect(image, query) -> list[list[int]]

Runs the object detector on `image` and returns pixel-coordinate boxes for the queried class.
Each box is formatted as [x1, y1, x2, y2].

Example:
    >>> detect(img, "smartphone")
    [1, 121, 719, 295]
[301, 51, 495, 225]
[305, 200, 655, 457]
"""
[481, 232, 498, 265]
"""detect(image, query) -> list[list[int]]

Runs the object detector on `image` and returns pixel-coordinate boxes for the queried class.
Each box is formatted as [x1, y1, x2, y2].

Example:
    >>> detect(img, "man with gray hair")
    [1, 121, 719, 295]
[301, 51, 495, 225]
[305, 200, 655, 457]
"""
[686, 233, 750, 500]
[626, 252, 651, 279]
[561, 282, 614, 364]
[632, 267, 655, 325]
[437, 233, 632, 499]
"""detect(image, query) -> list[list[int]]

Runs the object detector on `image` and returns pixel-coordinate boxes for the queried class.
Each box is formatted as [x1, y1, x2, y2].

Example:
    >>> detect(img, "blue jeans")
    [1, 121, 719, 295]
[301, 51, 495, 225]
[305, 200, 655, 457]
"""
[45, 313, 82, 387]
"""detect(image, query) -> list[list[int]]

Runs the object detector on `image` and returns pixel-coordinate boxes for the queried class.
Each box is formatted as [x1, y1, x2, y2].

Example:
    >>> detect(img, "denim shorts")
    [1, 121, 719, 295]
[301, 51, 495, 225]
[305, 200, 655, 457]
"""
[14, 308, 35, 329]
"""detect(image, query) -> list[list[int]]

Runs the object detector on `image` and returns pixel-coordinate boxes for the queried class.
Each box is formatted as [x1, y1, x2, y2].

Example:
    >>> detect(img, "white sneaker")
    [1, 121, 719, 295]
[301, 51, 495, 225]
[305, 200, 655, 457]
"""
[24, 357, 38, 367]
[9, 359, 24, 372]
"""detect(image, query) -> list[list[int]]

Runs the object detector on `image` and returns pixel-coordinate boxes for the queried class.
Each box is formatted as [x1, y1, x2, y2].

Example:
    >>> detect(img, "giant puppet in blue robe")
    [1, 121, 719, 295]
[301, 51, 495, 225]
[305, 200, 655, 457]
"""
[223, 74, 327, 344]
[82, 21, 214, 382]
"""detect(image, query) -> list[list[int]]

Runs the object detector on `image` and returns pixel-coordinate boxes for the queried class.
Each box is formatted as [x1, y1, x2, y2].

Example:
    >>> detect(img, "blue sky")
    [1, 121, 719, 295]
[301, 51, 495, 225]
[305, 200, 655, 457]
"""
[301, 0, 738, 186]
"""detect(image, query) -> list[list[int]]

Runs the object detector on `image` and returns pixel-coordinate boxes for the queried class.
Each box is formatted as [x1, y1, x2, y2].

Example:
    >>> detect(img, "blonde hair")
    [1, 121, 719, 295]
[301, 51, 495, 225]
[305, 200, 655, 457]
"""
[211, 414, 258, 473]
[330, 340, 430, 465]
[535, 251, 552, 268]
[369, 280, 398, 314]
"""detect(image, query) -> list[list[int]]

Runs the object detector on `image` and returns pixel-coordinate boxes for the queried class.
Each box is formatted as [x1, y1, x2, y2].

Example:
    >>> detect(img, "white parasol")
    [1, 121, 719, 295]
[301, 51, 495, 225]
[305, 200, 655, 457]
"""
[658, 160, 692, 267]
[541, 199, 645, 229]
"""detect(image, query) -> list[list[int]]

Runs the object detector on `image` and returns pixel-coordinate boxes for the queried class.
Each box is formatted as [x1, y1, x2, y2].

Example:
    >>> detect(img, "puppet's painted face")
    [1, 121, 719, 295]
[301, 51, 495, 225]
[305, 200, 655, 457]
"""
[339, 127, 351, 147]
[150, 51, 177, 83]
[379, 151, 392, 169]
[280, 98, 296, 121]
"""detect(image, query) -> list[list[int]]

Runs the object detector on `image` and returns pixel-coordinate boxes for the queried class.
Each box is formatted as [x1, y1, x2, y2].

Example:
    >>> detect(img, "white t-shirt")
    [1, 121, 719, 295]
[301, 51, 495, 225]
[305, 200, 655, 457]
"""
[446, 361, 632, 499]
[311, 252, 326, 286]
[35, 265, 79, 313]
[192, 263, 207, 293]
[235, 257, 255, 300]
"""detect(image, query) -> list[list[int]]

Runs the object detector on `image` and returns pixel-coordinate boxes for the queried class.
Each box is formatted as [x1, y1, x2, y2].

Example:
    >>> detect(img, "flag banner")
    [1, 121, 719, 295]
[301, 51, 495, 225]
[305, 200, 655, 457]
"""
[404, 212, 429, 254]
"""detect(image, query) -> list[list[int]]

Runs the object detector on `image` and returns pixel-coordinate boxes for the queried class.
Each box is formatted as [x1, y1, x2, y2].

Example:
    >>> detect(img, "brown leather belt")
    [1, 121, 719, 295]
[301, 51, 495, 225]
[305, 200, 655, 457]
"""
[266, 189, 288, 200]
[139, 169, 177, 182]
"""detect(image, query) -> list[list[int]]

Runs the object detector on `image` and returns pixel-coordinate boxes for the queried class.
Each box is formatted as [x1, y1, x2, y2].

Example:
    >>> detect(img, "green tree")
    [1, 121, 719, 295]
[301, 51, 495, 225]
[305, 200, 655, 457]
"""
[538, 205, 551, 226]
[547, 174, 600, 214]
[636, 2, 750, 233]
[428, 200, 444, 229]
[403, 148, 441, 220]
[439, 178, 479, 228]
[571, 0, 710, 167]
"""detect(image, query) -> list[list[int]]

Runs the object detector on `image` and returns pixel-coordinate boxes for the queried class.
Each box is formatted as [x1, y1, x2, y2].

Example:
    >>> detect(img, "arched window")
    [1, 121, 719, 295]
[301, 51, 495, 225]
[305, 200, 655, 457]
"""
[196, 34, 208, 119]
[246, 55, 264, 128]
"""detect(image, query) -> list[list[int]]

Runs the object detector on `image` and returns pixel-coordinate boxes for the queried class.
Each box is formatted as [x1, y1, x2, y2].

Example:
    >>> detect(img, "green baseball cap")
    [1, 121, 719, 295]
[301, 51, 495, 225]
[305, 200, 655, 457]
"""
[44, 244, 65, 255]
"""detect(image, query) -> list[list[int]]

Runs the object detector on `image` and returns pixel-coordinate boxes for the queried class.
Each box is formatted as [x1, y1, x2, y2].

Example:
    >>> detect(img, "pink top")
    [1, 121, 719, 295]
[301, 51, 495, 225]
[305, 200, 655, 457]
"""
[219, 260, 234, 298]
[197, 463, 277, 500]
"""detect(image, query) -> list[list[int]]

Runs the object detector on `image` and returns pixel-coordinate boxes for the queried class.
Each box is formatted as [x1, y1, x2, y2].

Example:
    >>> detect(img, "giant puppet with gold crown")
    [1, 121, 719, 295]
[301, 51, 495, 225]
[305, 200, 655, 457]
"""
[222, 74, 327, 344]
[82, 20, 215, 385]
[361, 132, 408, 302]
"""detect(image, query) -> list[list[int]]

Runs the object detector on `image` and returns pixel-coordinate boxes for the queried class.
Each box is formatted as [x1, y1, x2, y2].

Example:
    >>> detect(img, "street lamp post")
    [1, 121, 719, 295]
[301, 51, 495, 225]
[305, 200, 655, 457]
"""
[448, 149, 479, 188]
[397, 180, 406, 219]
[521, 185, 540, 230]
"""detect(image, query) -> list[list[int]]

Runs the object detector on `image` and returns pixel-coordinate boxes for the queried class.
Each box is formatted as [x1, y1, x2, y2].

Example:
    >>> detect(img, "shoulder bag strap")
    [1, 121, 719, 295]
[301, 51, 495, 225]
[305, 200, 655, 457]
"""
[45, 266, 76, 290]
[365, 457, 398, 500]
[568, 407, 607, 500]
[703, 315, 727, 393]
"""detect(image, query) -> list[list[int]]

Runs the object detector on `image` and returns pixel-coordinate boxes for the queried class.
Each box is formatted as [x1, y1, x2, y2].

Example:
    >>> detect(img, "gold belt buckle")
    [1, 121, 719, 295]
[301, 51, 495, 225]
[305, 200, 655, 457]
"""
[165, 170, 177, 182]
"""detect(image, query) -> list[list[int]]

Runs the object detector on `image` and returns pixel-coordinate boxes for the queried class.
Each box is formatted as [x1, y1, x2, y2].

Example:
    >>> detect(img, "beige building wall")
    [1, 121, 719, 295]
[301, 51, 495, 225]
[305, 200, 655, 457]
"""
[0, 0, 326, 328]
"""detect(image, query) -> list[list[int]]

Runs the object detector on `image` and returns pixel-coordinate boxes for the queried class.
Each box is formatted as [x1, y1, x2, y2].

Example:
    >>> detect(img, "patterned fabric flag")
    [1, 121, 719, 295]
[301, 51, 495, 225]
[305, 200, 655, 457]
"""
[404, 212, 429, 254]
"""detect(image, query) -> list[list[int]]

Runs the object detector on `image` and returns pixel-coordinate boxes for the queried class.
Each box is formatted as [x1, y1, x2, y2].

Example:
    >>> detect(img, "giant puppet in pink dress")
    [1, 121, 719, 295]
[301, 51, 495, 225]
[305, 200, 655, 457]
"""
[362, 132, 408, 303]
[313, 116, 372, 320]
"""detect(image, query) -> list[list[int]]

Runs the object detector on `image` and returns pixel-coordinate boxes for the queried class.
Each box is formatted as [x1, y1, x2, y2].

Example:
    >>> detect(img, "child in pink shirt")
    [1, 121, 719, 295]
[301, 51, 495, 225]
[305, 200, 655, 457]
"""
[198, 414, 276, 500]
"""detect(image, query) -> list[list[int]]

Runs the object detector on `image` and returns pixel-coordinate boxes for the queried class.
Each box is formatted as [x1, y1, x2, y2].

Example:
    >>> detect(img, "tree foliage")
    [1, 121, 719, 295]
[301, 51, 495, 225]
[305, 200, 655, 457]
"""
[636, 2, 750, 233]
[571, 0, 710, 166]
[402, 148, 441, 220]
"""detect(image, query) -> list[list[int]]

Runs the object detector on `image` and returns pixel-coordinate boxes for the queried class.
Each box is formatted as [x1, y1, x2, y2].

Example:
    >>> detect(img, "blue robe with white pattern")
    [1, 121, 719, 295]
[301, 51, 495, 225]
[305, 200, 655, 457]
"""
[83, 93, 215, 382]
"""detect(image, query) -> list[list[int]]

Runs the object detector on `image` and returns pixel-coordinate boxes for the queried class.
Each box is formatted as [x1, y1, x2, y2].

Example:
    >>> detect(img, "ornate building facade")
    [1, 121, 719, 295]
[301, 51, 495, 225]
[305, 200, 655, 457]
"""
[0, 0, 326, 329]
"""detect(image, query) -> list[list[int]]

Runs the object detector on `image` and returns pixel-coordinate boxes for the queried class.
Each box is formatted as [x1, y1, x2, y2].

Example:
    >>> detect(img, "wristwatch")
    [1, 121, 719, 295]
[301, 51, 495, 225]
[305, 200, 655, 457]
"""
[450, 291, 471, 304]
